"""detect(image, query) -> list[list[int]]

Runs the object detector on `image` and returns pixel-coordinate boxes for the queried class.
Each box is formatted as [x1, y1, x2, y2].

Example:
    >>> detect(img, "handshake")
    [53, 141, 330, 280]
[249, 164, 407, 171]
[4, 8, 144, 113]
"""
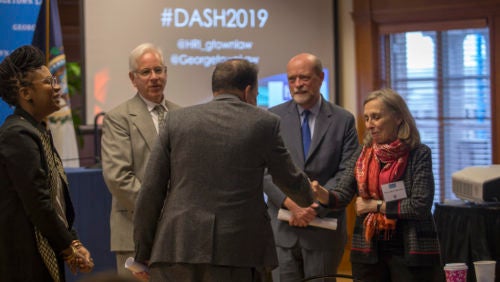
[310, 180, 330, 205]
[310, 180, 385, 217]
[279, 180, 336, 230]
[61, 240, 94, 274]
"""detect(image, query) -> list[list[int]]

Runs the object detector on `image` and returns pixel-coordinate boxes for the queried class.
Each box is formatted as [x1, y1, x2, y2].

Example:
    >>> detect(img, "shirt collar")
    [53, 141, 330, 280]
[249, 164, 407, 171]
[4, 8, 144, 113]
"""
[138, 94, 166, 112]
[297, 95, 322, 117]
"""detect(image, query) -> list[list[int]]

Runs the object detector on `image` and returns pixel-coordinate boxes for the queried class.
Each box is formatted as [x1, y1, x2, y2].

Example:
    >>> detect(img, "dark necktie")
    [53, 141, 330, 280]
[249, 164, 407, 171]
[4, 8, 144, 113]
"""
[302, 110, 311, 159]
[154, 105, 166, 132]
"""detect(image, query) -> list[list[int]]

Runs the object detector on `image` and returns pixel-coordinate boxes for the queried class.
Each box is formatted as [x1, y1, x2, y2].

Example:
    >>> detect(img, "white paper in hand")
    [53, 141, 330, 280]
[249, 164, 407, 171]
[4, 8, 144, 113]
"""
[125, 257, 149, 273]
[277, 208, 337, 230]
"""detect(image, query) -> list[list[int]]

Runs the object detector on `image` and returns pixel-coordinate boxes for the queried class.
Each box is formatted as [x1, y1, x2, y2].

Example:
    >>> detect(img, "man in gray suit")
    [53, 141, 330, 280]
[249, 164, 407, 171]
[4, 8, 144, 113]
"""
[264, 53, 359, 281]
[133, 59, 315, 282]
[101, 43, 180, 276]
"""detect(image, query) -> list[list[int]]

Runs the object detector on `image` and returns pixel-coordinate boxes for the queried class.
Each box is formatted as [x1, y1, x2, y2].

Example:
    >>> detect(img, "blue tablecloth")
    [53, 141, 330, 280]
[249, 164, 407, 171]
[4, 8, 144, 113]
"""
[64, 168, 116, 282]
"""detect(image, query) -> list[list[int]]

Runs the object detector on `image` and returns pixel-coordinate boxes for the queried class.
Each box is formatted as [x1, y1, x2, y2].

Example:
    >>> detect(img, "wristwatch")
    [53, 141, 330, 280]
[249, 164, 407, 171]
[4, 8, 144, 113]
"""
[376, 200, 383, 212]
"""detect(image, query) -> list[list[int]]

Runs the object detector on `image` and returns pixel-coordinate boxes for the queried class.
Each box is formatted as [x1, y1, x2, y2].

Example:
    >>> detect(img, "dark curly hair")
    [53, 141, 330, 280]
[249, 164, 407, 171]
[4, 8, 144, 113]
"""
[0, 45, 45, 107]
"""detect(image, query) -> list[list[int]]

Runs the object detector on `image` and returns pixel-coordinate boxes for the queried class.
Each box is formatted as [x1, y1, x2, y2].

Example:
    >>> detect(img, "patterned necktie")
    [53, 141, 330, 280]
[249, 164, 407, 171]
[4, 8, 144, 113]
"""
[154, 105, 166, 132]
[302, 110, 311, 159]
[35, 129, 66, 282]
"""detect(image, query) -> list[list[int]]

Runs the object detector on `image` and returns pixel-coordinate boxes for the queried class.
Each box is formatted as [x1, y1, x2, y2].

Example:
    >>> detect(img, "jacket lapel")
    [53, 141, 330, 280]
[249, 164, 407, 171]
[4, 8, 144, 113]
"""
[306, 97, 333, 164]
[129, 94, 157, 151]
[282, 102, 306, 166]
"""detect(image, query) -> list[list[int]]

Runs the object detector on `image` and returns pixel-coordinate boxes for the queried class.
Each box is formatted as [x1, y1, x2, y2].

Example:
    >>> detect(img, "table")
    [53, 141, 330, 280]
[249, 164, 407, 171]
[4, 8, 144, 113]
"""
[434, 202, 500, 282]
[64, 168, 116, 281]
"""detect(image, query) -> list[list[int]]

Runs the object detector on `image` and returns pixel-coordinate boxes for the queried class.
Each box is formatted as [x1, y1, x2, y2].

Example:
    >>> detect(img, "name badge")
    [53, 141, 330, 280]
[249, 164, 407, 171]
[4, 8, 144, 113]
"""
[381, 181, 407, 202]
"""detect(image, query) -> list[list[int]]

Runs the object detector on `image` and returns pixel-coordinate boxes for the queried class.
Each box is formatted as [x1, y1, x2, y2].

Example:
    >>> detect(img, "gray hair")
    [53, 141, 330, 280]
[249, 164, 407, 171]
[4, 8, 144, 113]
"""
[128, 43, 164, 71]
[363, 88, 421, 149]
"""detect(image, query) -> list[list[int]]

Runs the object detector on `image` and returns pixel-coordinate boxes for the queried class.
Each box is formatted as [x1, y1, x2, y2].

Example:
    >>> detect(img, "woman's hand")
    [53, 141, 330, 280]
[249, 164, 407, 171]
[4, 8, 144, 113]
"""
[311, 180, 330, 205]
[355, 197, 381, 215]
[62, 240, 94, 274]
[75, 245, 94, 273]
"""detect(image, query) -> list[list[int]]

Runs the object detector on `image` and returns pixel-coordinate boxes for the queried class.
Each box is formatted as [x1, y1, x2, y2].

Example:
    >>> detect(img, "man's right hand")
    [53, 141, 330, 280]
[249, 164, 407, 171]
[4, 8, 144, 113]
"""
[284, 198, 318, 227]
[133, 271, 150, 282]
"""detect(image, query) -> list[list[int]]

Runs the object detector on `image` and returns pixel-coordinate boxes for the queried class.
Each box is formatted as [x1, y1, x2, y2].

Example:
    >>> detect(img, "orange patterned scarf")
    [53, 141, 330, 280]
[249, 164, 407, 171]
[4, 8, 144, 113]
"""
[355, 139, 409, 242]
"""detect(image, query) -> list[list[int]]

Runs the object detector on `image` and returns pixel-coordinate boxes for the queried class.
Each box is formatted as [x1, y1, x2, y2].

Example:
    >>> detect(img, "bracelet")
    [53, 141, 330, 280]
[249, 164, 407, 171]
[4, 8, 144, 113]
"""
[318, 200, 329, 208]
[71, 240, 83, 249]
[61, 244, 78, 260]
[376, 200, 383, 213]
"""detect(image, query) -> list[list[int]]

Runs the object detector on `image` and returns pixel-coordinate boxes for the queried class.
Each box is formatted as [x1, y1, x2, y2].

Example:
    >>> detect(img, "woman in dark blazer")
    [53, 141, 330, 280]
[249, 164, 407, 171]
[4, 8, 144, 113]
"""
[0, 45, 93, 281]
[313, 88, 443, 282]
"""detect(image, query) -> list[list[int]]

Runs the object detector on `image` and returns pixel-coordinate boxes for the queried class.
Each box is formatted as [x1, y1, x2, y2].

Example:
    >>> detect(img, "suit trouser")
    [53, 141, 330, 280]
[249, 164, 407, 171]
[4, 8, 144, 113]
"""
[149, 262, 270, 282]
[274, 245, 345, 282]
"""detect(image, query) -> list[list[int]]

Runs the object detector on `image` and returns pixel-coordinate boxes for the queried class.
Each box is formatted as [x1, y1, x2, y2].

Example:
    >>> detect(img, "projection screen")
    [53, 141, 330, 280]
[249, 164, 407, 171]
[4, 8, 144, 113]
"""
[84, 0, 335, 124]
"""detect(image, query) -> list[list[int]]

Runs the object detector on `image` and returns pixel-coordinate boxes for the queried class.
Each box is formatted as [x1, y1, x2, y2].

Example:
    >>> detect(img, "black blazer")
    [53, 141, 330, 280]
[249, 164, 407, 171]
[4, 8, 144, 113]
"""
[329, 144, 441, 266]
[0, 108, 77, 282]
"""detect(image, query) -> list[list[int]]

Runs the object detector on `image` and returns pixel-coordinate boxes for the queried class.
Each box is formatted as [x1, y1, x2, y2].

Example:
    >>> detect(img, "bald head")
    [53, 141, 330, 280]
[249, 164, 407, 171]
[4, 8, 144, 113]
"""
[286, 53, 324, 109]
[287, 53, 323, 76]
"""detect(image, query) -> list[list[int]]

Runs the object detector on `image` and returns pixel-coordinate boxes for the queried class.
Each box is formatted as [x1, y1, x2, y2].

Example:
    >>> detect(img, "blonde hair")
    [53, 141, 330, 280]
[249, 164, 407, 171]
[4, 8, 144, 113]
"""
[362, 88, 420, 149]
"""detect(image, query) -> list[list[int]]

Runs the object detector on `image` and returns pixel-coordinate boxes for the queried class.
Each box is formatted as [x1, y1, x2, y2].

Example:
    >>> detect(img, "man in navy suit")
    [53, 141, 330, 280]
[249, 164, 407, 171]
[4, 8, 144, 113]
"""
[264, 53, 359, 281]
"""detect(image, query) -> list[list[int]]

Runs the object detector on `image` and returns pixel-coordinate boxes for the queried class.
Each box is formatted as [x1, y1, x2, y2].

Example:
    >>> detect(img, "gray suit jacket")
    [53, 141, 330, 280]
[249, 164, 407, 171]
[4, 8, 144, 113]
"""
[101, 94, 180, 251]
[263, 97, 359, 250]
[133, 94, 314, 268]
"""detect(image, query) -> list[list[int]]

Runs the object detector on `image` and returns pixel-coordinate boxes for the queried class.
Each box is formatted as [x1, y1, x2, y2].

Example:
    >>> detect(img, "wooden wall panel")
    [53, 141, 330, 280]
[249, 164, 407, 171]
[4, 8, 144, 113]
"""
[350, 0, 500, 276]
[370, 0, 500, 23]
[492, 14, 500, 163]
[58, 0, 81, 63]
[354, 0, 500, 163]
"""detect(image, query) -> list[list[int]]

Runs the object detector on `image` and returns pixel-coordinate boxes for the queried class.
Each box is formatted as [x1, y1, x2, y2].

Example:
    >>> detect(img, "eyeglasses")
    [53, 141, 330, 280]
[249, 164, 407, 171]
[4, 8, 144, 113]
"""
[134, 66, 167, 78]
[21, 75, 58, 89]
[42, 75, 58, 89]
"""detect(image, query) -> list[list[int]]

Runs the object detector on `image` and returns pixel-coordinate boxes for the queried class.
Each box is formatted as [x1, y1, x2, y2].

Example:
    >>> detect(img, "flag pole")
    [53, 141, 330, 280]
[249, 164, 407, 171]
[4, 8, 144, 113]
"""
[45, 0, 50, 64]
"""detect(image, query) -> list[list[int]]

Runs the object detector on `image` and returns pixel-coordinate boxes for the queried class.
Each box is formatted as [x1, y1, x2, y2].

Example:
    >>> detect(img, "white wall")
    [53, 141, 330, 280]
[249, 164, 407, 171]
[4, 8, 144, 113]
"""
[338, 0, 358, 119]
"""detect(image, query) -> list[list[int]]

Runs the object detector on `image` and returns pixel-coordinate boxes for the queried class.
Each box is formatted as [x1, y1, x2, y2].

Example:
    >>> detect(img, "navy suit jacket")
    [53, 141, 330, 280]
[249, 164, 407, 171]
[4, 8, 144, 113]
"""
[264, 97, 359, 250]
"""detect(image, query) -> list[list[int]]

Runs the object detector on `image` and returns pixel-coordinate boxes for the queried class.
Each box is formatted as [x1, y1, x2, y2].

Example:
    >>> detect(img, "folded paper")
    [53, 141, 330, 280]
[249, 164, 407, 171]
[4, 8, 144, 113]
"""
[278, 208, 337, 230]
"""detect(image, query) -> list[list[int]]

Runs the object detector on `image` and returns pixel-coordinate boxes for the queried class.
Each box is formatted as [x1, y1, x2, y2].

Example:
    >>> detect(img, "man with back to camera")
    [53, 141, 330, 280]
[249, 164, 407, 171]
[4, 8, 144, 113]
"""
[133, 58, 316, 282]
[263, 53, 359, 281]
[101, 42, 180, 276]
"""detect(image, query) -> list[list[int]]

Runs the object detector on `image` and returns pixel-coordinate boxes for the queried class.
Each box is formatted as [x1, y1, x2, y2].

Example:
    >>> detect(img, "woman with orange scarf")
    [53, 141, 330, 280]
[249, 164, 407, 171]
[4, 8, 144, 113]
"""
[313, 89, 442, 281]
